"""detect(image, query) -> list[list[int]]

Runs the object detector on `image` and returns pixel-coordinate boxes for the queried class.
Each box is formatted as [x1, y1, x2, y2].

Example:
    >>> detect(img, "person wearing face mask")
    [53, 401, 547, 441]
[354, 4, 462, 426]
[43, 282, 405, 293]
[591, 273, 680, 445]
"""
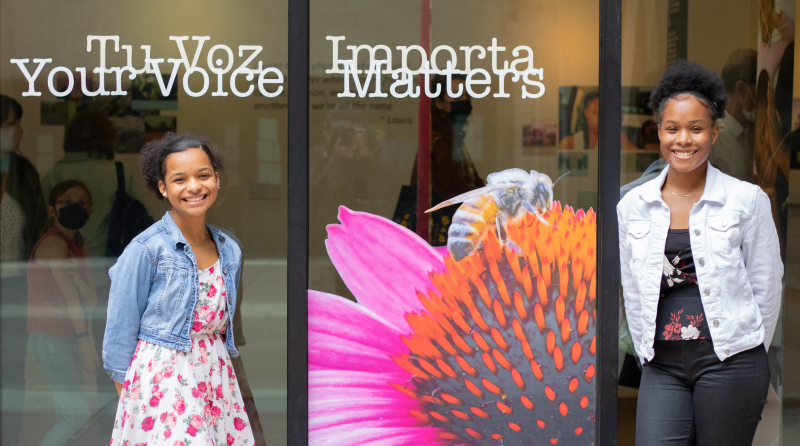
[406, 74, 485, 245]
[1, 94, 48, 446]
[709, 49, 758, 182]
[26, 179, 99, 446]
[0, 94, 48, 261]
[42, 110, 159, 260]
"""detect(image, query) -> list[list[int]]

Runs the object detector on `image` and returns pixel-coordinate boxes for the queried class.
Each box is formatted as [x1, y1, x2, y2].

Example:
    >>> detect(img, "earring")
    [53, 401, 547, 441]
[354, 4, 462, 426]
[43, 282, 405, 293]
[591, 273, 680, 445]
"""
[218, 184, 221, 190]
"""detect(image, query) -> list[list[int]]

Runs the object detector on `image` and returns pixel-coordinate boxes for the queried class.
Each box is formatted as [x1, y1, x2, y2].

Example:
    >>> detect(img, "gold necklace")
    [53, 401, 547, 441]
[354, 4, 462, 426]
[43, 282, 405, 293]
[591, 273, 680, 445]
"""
[187, 229, 211, 247]
[663, 186, 701, 197]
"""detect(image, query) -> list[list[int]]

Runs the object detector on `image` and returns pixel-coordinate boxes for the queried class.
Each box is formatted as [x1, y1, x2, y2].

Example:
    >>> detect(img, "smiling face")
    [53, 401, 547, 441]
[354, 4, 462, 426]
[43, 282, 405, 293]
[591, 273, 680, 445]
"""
[658, 95, 718, 174]
[158, 147, 219, 219]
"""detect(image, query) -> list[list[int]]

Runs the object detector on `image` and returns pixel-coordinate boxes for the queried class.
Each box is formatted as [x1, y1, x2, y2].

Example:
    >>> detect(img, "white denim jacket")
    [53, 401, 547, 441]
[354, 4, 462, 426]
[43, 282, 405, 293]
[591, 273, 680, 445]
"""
[618, 162, 783, 363]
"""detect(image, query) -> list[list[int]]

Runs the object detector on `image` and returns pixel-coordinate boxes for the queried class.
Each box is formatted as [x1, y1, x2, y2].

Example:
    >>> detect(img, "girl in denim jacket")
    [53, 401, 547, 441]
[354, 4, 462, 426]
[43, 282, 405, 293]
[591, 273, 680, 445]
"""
[103, 133, 255, 445]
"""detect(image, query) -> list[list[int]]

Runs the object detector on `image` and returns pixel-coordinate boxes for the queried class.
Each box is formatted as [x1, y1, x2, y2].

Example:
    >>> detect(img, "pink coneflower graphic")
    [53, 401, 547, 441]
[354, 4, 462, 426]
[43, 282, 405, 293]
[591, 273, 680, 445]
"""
[309, 205, 596, 445]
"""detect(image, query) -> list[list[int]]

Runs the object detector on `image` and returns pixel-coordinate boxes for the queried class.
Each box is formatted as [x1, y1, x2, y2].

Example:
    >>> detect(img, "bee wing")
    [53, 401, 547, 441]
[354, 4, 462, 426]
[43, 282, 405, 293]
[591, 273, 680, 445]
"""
[425, 185, 509, 213]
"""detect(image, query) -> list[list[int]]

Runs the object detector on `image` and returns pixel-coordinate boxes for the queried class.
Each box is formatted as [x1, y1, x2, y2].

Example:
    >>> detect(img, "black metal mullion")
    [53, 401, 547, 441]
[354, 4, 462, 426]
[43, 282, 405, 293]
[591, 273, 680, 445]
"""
[287, 0, 310, 444]
[597, 0, 622, 444]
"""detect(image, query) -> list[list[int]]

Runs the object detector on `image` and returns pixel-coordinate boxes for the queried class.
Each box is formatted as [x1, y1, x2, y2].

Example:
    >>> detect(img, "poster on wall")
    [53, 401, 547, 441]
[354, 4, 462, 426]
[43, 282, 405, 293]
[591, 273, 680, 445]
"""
[522, 123, 558, 156]
[559, 86, 656, 155]
[308, 168, 597, 445]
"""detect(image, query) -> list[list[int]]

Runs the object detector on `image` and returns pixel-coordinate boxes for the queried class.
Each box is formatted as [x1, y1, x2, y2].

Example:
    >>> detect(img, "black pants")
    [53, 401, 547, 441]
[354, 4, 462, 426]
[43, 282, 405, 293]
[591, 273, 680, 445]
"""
[636, 340, 769, 446]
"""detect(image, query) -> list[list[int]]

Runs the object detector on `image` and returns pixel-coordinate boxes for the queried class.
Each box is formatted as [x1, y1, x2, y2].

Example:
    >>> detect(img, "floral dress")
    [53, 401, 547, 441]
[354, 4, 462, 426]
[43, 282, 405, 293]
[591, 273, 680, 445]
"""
[111, 260, 255, 446]
[655, 229, 711, 341]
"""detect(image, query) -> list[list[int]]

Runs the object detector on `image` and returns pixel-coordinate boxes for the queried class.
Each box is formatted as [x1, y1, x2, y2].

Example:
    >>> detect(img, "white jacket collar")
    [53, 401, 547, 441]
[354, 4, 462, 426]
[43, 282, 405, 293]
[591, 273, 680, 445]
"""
[638, 161, 726, 206]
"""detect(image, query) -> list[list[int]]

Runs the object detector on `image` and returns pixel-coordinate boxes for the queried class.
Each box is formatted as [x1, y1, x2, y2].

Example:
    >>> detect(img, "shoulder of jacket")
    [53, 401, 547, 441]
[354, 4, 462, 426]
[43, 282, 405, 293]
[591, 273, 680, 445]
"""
[617, 184, 646, 214]
[130, 220, 171, 253]
[224, 236, 243, 260]
[718, 174, 760, 209]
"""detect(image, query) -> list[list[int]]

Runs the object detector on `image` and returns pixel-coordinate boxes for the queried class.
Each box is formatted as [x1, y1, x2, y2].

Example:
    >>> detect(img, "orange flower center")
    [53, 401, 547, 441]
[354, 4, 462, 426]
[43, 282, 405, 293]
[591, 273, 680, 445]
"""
[391, 202, 597, 445]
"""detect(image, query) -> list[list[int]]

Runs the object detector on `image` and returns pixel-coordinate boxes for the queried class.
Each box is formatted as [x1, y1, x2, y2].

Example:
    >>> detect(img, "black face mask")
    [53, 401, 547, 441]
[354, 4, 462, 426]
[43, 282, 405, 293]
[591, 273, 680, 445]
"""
[57, 203, 89, 230]
[447, 100, 473, 121]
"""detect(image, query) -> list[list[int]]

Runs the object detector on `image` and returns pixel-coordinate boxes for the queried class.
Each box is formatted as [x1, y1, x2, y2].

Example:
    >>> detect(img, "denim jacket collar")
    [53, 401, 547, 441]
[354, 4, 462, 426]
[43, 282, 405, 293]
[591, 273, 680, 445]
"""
[161, 211, 227, 250]
[638, 161, 727, 206]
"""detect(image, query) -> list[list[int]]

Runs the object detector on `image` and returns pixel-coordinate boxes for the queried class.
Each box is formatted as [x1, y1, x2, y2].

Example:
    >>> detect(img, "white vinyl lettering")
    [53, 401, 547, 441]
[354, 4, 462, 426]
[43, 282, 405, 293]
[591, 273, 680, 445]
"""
[465, 68, 491, 98]
[328, 36, 544, 100]
[10, 58, 51, 96]
[47, 67, 74, 97]
[183, 66, 210, 97]
[521, 69, 545, 99]
[75, 67, 104, 97]
[389, 68, 419, 98]
[325, 36, 347, 74]
[11, 36, 281, 99]
[258, 67, 283, 97]
[347, 44, 393, 75]
[430, 45, 457, 74]
[396, 45, 428, 75]
[9, 35, 545, 100]
[87, 35, 119, 96]
[208, 44, 235, 97]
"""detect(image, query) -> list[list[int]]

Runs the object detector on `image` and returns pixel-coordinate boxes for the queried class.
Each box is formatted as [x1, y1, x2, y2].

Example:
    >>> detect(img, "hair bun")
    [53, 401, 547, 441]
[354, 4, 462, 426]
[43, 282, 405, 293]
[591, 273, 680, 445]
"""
[648, 60, 727, 121]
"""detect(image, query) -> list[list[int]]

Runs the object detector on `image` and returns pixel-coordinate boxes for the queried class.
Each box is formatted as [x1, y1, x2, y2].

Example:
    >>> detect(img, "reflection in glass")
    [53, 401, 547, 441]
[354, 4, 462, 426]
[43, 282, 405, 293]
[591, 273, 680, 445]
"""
[27, 180, 98, 446]
[1, 94, 49, 446]
[1, 1, 289, 444]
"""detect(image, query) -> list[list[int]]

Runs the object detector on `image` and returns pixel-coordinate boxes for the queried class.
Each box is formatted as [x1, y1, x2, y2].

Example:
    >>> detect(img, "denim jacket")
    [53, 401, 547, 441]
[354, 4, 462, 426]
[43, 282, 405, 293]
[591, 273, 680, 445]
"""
[103, 212, 242, 383]
[618, 162, 783, 364]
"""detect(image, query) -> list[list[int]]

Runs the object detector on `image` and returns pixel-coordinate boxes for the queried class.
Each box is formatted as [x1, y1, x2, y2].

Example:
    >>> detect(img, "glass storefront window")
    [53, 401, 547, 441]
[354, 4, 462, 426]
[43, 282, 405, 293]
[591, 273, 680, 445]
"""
[1, 1, 288, 445]
[5, 1, 800, 445]
[307, 1, 602, 444]
[620, 1, 799, 444]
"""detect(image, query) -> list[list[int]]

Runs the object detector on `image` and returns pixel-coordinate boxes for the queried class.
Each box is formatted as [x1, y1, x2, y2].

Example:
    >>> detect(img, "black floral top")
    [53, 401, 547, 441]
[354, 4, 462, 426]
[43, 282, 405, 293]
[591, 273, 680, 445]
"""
[655, 229, 711, 341]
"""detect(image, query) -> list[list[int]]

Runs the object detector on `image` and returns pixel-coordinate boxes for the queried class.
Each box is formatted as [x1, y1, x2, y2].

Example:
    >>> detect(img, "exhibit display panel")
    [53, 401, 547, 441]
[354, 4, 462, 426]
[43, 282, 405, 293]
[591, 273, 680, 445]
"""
[306, 1, 603, 444]
[0, 1, 288, 445]
[619, 0, 800, 444]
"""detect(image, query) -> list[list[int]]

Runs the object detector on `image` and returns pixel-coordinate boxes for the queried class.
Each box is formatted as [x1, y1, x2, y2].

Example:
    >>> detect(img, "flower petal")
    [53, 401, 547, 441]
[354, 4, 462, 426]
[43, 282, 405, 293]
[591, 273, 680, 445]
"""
[309, 425, 451, 446]
[309, 291, 407, 374]
[310, 370, 423, 431]
[325, 206, 445, 332]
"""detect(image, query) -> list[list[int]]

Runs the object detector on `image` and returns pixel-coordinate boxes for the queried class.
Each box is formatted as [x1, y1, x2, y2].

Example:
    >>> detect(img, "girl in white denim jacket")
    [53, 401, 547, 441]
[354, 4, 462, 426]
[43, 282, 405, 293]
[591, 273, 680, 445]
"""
[618, 62, 782, 445]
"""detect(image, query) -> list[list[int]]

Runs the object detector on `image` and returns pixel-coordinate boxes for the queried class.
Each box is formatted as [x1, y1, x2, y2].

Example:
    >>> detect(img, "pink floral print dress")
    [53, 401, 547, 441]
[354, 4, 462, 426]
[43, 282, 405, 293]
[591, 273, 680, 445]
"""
[110, 260, 255, 446]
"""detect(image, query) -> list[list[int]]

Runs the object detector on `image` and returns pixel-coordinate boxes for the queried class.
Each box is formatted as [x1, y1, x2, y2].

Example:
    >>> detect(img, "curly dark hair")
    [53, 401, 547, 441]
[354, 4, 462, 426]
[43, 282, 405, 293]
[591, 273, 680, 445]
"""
[648, 60, 727, 122]
[139, 133, 225, 201]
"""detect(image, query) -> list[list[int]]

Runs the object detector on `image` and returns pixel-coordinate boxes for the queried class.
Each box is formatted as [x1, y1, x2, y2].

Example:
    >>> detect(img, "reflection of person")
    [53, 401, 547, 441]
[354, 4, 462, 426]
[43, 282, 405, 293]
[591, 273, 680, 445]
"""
[42, 110, 158, 258]
[26, 179, 98, 446]
[103, 134, 256, 445]
[710, 49, 757, 181]
[1, 94, 48, 446]
[1, 94, 48, 260]
[559, 91, 637, 150]
[409, 74, 484, 245]
[618, 61, 782, 445]
[755, 1, 793, 261]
